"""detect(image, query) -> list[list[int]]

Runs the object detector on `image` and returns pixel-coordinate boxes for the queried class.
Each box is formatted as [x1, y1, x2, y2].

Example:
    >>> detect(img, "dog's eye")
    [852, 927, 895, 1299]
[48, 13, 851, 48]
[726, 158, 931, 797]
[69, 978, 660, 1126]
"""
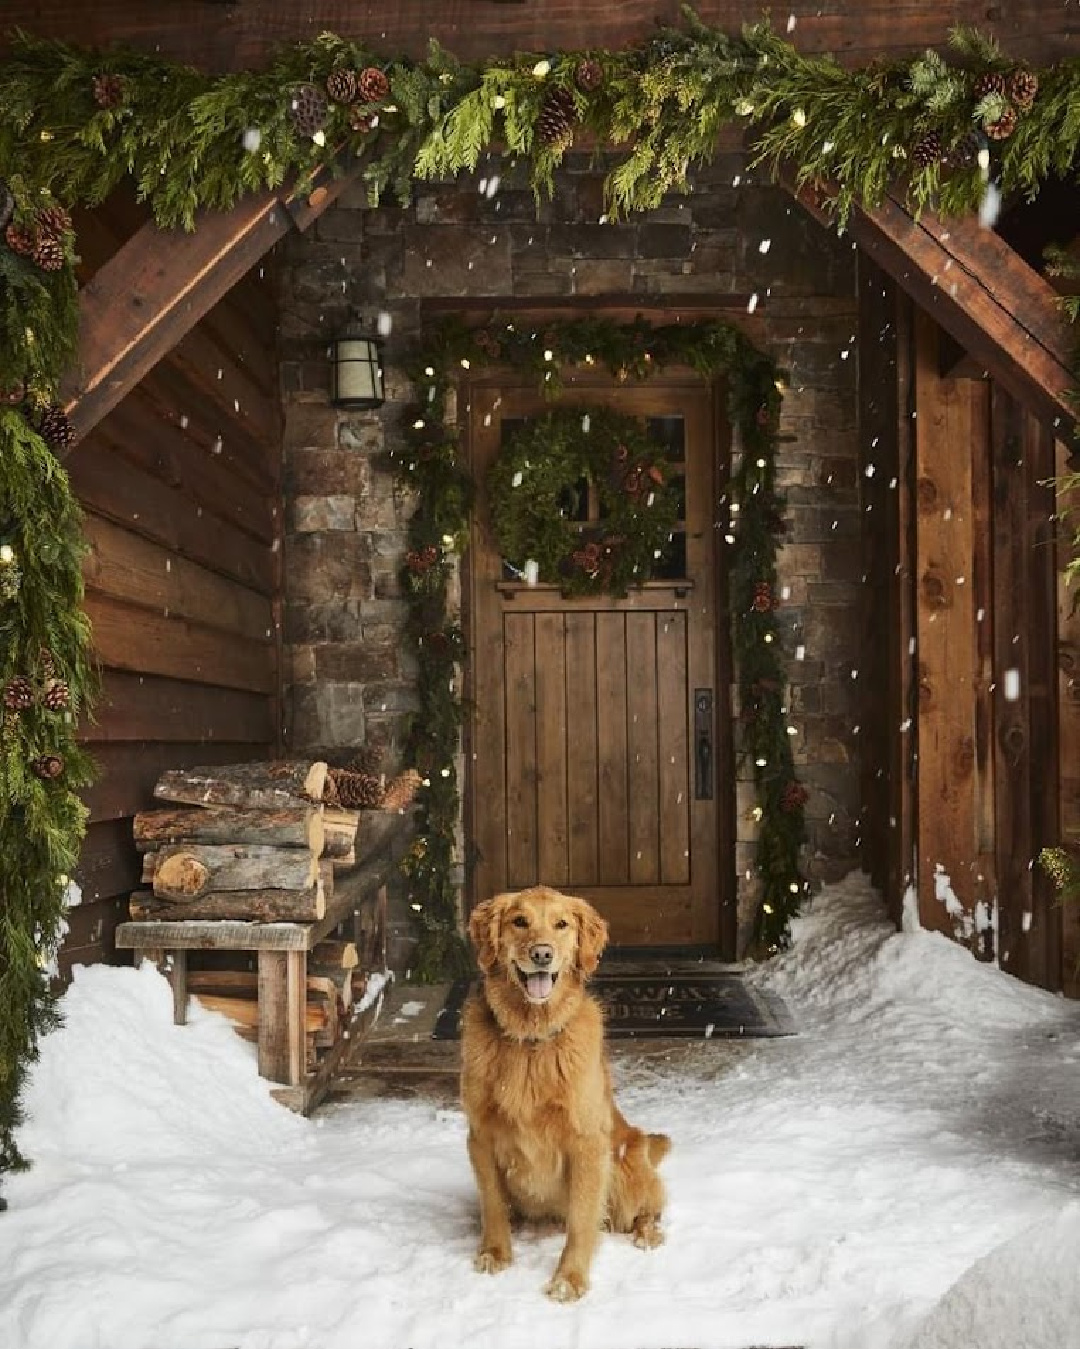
[512, 916, 529, 929]
[554, 919, 569, 929]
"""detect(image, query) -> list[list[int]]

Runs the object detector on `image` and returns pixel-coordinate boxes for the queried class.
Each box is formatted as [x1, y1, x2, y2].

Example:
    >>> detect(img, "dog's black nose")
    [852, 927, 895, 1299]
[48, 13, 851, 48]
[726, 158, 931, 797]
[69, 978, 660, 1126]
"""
[529, 943, 554, 968]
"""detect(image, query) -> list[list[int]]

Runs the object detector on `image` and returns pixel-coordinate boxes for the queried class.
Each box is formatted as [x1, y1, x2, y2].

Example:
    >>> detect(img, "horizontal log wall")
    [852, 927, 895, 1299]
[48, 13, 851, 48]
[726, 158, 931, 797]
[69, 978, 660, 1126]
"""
[2, 2, 1075, 70]
[64, 192, 282, 977]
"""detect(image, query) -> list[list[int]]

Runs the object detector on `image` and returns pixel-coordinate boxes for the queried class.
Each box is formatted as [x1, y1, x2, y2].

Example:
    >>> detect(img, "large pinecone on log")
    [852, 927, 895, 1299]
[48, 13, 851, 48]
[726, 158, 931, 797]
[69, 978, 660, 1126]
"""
[536, 86, 576, 147]
[37, 403, 75, 449]
[1006, 66, 1038, 112]
[3, 677, 33, 711]
[331, 768, 384, 809]
[326, 67, 358, 105]
[357, 66, 390, 103]
[289, 83, 329, 138]
[92, 73, 126, 108]
[911, 132, 944, 170]
[985, 103, 1018, 140]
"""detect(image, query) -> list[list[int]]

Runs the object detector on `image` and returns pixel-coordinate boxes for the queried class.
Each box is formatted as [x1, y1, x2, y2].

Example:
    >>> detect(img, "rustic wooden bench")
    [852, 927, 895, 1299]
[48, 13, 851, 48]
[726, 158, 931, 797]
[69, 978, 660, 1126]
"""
[116, 849, 396, 1113]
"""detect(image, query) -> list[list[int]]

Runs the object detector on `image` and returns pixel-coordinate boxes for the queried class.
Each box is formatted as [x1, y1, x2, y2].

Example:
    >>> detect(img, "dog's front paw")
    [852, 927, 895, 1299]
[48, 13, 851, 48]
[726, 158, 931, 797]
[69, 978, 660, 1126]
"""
[631, 1215, 664, 1249]
[474, 1245, 512, 1274]
[544, 1269, 588, 1302]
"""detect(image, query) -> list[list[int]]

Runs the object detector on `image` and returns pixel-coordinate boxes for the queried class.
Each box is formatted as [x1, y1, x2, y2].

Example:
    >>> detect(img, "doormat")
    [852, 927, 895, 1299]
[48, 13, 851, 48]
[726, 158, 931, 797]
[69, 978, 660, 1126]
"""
[432, 972, 796, 1041]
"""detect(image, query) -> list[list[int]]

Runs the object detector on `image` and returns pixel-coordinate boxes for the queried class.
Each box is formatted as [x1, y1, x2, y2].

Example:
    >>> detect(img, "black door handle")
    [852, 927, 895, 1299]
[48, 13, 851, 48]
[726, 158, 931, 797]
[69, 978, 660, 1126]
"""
[694, 688, 713, 800]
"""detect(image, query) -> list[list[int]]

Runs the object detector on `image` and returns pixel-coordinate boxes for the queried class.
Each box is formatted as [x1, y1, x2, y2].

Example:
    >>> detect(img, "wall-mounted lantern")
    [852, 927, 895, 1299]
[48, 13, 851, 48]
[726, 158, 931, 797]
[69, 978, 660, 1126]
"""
[330, 319, 385, 410]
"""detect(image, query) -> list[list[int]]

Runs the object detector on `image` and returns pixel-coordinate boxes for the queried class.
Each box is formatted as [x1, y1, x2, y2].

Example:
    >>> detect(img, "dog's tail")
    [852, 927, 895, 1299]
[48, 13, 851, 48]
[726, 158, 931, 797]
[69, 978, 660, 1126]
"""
[647, 1132, 671, 1165]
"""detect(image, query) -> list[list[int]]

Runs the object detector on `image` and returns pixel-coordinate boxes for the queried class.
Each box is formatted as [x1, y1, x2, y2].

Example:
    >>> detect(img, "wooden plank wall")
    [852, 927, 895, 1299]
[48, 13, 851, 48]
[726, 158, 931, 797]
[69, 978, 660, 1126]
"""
[855, 258, 915, 925]
[62, 192, 282, 976]
[1056, 448, 1080, 999]
[862, 295, 1070, 991]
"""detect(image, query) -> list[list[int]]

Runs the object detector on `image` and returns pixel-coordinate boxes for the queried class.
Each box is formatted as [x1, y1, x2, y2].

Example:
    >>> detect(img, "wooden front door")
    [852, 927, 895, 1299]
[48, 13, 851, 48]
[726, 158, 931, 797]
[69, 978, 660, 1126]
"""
[467, 380, 726, 949]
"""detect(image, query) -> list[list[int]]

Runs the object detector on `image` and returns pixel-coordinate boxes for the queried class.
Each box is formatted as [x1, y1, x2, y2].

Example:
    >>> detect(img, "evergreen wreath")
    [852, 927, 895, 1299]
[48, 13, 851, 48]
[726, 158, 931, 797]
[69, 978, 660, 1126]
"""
[486, 405, 680, 596]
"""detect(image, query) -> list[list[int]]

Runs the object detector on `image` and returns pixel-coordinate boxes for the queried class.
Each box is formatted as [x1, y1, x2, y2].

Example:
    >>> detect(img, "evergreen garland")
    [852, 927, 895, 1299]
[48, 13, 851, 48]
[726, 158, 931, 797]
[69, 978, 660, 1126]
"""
[486, 405, 680, 596]
[392, 316, 804, 976]
[0, 8, 1077, 1177]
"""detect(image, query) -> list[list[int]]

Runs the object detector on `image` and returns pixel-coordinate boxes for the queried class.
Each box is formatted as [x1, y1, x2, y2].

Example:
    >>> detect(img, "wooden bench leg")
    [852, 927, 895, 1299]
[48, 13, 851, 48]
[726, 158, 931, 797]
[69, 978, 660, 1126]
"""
[171, 949, 188, 1026]
[257, 950, 306, 1086]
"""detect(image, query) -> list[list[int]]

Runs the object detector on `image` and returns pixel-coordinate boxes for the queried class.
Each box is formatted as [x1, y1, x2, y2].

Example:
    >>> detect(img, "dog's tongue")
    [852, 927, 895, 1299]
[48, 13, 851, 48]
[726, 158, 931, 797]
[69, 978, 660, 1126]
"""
[526, 970, 553, 1001]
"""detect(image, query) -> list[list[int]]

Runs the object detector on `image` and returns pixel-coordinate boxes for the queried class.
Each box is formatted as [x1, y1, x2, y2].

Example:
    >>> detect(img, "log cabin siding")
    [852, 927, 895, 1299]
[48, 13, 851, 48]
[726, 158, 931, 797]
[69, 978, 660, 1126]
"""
[64, 200, 282, 977]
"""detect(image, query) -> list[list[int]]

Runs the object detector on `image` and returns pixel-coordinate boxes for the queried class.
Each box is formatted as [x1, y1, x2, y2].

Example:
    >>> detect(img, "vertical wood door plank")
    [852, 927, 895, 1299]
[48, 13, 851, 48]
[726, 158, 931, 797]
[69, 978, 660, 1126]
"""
[596, 612, 629, 884]
[535, 612, 569, 886]
[1056, 445, 1080, 997]
[565, 612, 599, 886]
[657, 611, 691, 884]
[504, 611, 538, 887]
[626, 612, 660, 884]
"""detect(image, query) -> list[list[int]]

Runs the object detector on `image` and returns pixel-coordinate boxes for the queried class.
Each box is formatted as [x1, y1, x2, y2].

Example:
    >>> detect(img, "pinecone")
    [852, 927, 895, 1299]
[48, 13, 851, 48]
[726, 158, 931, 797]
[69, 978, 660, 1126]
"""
[348, 106, 377, 134]
[349, 743, 384, 777]
[326, 67, 358, 105]
[289, 83, 329, 138]
[574, 58, 604, 93]
[331, 768, 384, 809]
[948, 130, 983, 167]
[1006, 66, 1038, 112]
[5, 222, 35, 258]
[381, 768, 422, 813]
[37, 205, 72, 240]
[3, 677, 33, 712]
[92, 72, 126, 109]
[357, 66, 390, 103]
[537, 86, 576, 147]
[985, 103, 1018, 140]
[912, 131, 944, 170]
[37, 404, 74, 449]
[972, 70, 1007, 100]
[31, 232, 65, 272]
[31, 754, 65, 781]
[42, 679, 70, 712]
[781, 781, 809, 813]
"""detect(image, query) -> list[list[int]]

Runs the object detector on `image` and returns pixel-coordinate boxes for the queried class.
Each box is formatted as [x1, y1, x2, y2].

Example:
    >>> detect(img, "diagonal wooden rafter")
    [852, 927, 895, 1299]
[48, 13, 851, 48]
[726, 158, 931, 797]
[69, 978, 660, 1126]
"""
[61, 166, 360, 451]
[784, 174, 1077, 441]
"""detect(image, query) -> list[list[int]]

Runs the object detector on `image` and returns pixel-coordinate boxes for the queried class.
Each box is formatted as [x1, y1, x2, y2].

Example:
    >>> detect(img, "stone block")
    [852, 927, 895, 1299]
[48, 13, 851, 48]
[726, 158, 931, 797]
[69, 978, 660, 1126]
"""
[337, 417, 386, 454]
[315, 642, 399, 682]
[286, 447, 370, 497]
[399, 227, 512, 295]
[284, 600, 363, 644]
[285, 533, 372, 605]
[290, 495, 356, 532]
[572, 259, 635, 295]
[288, 681, 367, 752]
[283, 402, 337, 452]
[636, 222, 692, 259]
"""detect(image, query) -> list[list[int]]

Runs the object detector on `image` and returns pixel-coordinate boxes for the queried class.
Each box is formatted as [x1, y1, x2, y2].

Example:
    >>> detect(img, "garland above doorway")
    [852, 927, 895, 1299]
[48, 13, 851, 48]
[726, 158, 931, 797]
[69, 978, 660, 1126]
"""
[392, 316, 809, 978]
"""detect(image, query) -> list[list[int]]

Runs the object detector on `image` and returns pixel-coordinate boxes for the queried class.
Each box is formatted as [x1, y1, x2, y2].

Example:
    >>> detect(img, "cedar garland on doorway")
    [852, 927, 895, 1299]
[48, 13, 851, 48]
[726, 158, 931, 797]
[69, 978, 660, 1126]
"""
[393, 316, 807, 977]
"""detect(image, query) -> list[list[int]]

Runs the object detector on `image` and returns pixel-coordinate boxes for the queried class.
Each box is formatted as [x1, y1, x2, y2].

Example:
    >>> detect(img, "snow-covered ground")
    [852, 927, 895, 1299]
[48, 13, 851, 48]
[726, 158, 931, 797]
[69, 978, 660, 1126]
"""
[3, 872, 1080, 1349]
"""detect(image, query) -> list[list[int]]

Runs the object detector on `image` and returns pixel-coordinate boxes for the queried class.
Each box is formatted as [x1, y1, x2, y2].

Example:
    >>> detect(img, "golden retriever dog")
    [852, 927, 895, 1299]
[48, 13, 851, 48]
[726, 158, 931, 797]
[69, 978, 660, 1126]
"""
[461, 885, 670, 1302]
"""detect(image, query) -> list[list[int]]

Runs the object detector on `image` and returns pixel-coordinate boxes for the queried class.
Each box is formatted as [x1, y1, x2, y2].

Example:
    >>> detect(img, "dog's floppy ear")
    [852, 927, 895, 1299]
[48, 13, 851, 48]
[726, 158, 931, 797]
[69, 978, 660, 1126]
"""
[468, 893, 511, 973]
[571, 896, 609, 978]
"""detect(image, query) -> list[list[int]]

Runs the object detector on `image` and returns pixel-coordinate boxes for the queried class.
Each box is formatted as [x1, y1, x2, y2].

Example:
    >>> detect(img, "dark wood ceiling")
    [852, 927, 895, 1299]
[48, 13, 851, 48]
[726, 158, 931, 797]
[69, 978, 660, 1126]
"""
[2, 2, 1076, 72]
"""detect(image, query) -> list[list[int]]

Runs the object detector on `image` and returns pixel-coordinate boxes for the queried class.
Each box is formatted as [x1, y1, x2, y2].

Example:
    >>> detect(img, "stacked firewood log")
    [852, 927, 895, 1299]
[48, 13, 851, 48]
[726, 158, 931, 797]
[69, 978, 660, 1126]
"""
[127, 759, 417, 1061]
[130, 760, 358, 923]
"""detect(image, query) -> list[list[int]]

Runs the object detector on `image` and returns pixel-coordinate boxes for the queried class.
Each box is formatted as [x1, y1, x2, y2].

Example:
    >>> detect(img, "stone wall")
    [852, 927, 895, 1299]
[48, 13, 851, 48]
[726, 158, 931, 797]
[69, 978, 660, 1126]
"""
[277, 150, 862, 965]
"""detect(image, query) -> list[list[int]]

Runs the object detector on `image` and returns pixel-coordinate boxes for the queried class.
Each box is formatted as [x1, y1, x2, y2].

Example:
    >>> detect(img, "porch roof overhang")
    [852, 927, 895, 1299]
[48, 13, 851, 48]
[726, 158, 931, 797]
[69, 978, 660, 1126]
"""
[60, 166, 359, 452]
[785, 174, 1078, 444]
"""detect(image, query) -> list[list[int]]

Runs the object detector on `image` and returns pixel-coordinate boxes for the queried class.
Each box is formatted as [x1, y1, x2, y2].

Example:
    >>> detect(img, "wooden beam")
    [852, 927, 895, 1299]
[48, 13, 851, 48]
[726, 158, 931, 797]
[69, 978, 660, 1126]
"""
[62, 168, 356, 447]
[787, 177, 1077, 442]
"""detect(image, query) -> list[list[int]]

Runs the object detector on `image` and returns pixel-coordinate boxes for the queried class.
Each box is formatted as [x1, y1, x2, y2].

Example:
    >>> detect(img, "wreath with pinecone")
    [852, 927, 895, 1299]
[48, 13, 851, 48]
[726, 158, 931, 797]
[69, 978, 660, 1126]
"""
[486, 405, 680, 597]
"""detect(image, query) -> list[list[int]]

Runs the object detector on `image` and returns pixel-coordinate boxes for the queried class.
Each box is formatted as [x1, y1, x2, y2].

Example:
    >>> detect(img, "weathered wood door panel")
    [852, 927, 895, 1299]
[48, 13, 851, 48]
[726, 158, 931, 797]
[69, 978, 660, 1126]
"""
[468, 381, 723, 948]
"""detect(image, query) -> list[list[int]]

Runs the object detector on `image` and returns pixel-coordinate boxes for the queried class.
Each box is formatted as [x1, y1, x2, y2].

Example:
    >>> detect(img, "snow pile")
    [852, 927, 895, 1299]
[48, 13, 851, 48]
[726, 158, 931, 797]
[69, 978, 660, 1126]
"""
[2, 873, 1079, 1349]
